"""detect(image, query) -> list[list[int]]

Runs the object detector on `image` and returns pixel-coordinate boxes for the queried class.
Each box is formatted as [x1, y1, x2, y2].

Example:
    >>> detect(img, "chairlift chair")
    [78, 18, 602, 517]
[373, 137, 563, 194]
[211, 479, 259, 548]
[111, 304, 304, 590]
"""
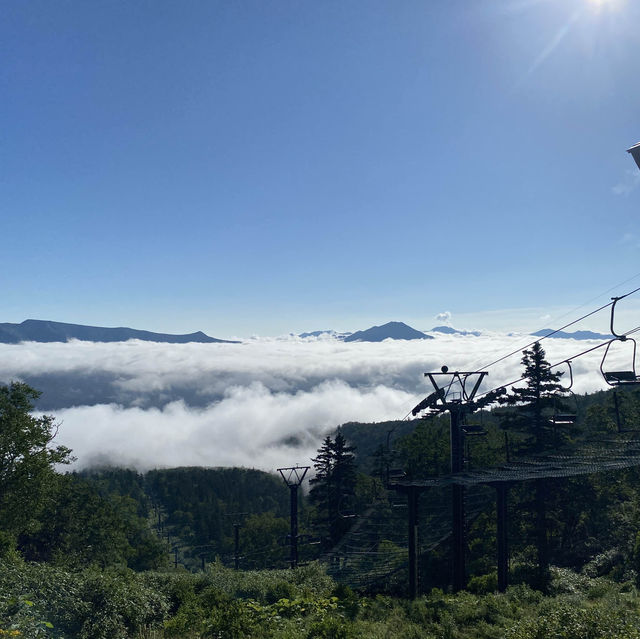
[600, 297, 640, 386]
[600, 340, 640, 386]
[549, 361, 578, 426]
[463, 410, 488, 469]
[462, 407, 488, 437]
[462, 424, 487, 436]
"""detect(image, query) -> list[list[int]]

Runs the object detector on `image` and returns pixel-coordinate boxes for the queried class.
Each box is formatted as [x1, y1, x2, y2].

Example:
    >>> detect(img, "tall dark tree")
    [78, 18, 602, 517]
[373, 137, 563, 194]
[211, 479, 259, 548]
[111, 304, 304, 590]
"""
[309, 431, 357, 548]
[500, 341, 572, 454]
[499, 343, 572, 591]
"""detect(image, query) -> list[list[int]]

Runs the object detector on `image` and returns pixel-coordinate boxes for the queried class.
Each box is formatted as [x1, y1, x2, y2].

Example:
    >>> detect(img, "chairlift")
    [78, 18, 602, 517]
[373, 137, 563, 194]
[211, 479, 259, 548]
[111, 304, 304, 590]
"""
[463, 424, 487, 436]
[600, 340, 640, 386]
[600, 297, 640, 386]
[463, 406, 488, 438]
[385, 466, 406, 489]
[463, 411, 488, 469]
[549, 361, 578, 426]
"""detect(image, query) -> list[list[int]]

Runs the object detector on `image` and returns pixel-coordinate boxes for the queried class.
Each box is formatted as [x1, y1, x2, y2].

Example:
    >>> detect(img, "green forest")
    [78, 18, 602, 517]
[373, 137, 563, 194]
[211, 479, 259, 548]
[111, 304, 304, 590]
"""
[4, 344, 640, 637]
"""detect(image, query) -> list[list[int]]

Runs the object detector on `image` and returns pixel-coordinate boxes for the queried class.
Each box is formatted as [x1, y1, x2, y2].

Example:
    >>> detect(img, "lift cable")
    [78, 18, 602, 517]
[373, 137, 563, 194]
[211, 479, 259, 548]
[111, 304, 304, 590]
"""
[473, 285, 640, 375]
[476, 324, 640, 401]
[469, 274, 640, 372]
[397, 284, 640, 422]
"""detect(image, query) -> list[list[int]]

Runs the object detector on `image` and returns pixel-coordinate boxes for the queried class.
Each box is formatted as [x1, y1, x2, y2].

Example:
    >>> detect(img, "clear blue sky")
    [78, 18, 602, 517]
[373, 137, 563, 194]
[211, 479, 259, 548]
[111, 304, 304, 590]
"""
[2, 0, 639, 337]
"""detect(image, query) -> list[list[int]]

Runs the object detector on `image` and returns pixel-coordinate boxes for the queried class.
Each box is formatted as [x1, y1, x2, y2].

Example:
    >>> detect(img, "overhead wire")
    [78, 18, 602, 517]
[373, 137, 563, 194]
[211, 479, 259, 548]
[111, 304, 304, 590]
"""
[399, 284, 640, 420]
[477, 323, 640, 400]
[473, 284, 640, 376]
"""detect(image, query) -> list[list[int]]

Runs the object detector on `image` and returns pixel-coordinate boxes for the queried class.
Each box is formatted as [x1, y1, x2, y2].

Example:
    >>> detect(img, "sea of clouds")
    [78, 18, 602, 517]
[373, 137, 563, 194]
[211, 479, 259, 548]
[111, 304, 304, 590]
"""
[0, 332, 628, 471]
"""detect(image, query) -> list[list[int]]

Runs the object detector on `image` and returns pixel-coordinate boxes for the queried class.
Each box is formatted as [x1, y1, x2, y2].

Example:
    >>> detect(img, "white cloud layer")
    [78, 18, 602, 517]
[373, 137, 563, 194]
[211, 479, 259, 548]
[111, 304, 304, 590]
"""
[0, 333, 626, 471]
[53, 382, 414, 472]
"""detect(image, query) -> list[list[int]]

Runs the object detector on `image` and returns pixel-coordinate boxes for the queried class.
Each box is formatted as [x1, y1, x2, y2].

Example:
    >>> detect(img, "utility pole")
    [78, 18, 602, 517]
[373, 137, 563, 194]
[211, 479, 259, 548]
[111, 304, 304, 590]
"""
[495, 483, 509, 592]
[234, 523, 241, 570]
[450, 403, 466, 592]
[277, 465, 310, 568]
[223, 513, 247, 571]
[407, 485, 421, 599]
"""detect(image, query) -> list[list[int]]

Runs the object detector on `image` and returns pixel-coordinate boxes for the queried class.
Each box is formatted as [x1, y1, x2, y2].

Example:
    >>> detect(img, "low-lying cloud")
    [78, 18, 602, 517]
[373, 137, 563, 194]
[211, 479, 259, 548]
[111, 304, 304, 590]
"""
[0, 333, 622, 471]
[53, 381, 415, 472]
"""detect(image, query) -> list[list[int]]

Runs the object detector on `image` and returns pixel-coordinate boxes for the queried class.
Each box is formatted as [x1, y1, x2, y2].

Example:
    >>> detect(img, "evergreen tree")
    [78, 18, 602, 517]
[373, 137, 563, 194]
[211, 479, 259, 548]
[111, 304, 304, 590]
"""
[499, 343, 572, 591]
[309, 431, 357, 548]
[500, 341, 571, 454]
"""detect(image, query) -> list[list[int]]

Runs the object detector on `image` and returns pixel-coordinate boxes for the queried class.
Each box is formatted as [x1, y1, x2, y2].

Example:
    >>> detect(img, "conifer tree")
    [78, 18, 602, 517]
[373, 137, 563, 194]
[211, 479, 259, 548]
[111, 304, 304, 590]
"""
[500, 341, 570, 454]
[499, 342, 572, 591]
[309, 431, 357, 548]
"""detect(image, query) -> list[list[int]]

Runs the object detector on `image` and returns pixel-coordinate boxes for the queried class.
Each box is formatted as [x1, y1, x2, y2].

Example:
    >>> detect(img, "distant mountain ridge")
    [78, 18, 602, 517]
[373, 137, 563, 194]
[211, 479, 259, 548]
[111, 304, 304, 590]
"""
[0, 319, 239, 344]
[344, 321, 432, 342]
[298, 330, 352, 339]
[531, 328, 613, 341]
[429, 325, 482, 337]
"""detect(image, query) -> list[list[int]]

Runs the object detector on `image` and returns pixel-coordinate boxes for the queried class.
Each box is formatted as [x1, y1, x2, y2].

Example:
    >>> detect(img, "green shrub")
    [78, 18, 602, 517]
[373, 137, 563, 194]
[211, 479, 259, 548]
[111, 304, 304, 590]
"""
[505, 599, 640, 639]
[306, 616, 355, 639]
[468, 572, 498, 595]
[0, 595, 55, 638]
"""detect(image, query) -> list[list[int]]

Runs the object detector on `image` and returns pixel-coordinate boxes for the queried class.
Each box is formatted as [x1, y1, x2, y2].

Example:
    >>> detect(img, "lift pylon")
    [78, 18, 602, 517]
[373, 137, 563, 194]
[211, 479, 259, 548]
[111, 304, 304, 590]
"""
[277, 465, 310, 568]
[409, 366, 503, 592]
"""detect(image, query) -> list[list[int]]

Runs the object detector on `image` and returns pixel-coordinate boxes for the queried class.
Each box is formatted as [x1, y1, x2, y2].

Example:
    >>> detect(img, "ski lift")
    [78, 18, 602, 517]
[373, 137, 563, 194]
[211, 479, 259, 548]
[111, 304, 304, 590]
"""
[600, 297, 640, 386]
[549, 361, 578, 426]
[462, 407, 487, 437]
[463, 410, 488, 469]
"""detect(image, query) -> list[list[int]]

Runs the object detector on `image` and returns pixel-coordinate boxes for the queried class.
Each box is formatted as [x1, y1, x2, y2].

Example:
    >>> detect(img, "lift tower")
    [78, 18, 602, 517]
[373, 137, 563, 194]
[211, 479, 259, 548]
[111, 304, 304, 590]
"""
[278, 465, 310, 568]
[411, 367, 492, 592]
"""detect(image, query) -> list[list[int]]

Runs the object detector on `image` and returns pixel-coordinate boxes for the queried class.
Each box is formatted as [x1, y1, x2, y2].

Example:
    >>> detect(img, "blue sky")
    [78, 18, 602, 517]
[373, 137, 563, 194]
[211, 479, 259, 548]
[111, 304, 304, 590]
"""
[2, 0, 640, 337]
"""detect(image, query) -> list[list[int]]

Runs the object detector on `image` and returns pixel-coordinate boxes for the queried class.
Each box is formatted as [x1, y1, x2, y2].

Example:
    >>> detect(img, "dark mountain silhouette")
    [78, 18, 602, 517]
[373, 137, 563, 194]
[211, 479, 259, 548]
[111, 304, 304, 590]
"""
[429, 326, 482, 337]
[344, 321, 432, 343]
[0, 319, 239, 344]
[531, 328, 613, 341]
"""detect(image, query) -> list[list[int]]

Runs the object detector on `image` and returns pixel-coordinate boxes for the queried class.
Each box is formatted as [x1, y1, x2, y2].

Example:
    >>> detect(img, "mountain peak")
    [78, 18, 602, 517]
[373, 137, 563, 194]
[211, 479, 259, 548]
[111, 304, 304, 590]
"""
[531, 328, 613, 341]
[344, 321, 432, 343]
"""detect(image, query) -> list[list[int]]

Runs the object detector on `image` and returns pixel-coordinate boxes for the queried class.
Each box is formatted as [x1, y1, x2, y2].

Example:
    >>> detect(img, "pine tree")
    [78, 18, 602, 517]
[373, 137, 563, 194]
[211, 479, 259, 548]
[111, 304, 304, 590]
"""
[499, 342, 572, 591]
[500, 341, 571, 454]
[309, 431, 357, 548]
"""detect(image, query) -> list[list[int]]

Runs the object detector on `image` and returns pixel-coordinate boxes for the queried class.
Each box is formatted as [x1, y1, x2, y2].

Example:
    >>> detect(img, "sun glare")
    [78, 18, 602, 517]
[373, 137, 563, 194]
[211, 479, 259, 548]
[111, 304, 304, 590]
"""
[586, 0, 623, 11]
